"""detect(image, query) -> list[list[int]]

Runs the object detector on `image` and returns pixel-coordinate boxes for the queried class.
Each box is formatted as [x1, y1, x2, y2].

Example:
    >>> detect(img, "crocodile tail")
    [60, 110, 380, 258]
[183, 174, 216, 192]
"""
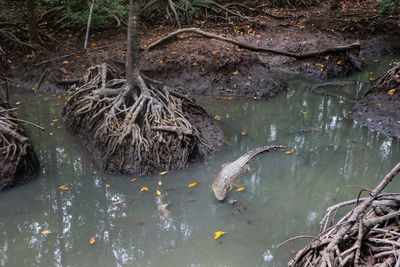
[248, 145, 287, 159]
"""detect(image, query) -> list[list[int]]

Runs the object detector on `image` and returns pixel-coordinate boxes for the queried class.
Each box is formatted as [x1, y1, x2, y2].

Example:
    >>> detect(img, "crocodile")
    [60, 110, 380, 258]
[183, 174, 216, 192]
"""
[212, 145, 286, 201]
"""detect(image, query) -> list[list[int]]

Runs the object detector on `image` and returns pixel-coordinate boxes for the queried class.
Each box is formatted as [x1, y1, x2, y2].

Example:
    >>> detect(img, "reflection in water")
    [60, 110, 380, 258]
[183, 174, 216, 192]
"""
[1, 57, 400, 266]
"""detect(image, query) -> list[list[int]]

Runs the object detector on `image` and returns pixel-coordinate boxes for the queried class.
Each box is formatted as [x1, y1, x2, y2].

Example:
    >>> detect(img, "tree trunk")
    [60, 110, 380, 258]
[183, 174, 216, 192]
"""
[126, 0, 142, 97]
[27, 0, 39, 44]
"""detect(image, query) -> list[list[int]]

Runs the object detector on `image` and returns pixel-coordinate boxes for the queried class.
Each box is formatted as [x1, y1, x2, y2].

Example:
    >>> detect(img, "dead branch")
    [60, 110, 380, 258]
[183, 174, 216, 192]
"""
[145, 27, 360, 59]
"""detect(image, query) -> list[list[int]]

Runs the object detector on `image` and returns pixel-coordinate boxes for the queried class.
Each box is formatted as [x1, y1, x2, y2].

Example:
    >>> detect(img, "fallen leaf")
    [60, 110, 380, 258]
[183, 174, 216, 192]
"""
[158, 181, 162, 186]
[376, 103, 381, 106]
[59, 185, 70, 190]
[285, 150, 294, 154]
[61, 153, 67, 157]
[130, 178, 137, 182]
[90, 236, 96, 245]
[15, 102, 21, 105]
[367, 117, 372, 121]
[113, 201, 122, 205]
[192, 62, 198, 66]
[214, 115, 221, 120]
[160, 171, 167, 175]
[388, 89, 397, 95]
[236, 187, 245, 192]
[232, 71, 239, 75]
[337, 61, 341, 65]
[214, 231, 227, 240]
[156, 189, 162, 196]
[106, 184, 110, 188]
[41, 230, 51, 234]
[188, 182, 198, 187]
[49, 132, 54, 136]
[63, 60, 69, 64]
[241, 131, 247, 136]
[141, 187, 149, 191]
[185, 198, 197, 202]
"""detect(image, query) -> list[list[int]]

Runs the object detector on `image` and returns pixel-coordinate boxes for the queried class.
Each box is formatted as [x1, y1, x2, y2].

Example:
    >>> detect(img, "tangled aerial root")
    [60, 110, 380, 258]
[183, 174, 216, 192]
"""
[0, 98, 39, 190]
[287, 163, 400, 267]
[63, 63, 210, 174]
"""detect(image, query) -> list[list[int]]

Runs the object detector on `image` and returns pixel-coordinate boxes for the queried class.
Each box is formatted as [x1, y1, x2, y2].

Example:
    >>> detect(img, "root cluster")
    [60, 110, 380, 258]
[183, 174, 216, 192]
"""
[0, 98, 39, 190]
[288, 163, 400, 267]
[373, 62, 400, 93]
[63, 63, 208, 174]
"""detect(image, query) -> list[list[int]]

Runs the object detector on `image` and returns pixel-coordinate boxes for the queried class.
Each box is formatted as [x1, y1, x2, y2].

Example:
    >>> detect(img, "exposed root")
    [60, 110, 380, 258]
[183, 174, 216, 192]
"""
[0, 98, 39, 190]
[372, 62, 400, 93]
[287, 162, 400, 266]
[63, 63, 210, 174]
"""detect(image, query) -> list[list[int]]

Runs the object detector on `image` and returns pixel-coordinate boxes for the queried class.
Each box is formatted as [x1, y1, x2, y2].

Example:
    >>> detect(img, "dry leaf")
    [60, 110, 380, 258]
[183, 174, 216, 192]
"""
[214, 115, 221, 120]
[106, 184, 110, 188]
[188, 182, 198, 188]
[236, 187, 245, 192]
[41, 230, 51, 234]
[160, 171, 167, 175]
[156, 189, 162, 196]
[214, 231, 226, 240]
[59, 185, 70, 190]
[141, 187, 149, 191]
[387, 89, 397, 95]
[130, 178, 137, 182]
[232, 71, 239, 75]
[113, 201, 122, 205]
[185, 198, 197, 202]
[90, 236, 96, 245]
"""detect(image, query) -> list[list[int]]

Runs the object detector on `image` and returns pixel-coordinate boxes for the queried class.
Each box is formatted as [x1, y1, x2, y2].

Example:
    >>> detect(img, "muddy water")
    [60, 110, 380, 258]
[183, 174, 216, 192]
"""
[1, 57, 400, 267]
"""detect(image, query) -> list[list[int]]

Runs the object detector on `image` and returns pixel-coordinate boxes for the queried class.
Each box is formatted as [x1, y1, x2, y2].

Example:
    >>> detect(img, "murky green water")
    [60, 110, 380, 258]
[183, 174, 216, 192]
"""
[1, 57, 400, 267]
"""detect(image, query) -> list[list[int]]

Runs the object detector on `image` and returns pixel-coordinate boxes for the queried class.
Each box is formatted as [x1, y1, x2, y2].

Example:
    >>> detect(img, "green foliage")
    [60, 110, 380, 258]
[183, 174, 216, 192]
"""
[36, 0, 129, 27]
[378, 0, 399, 14]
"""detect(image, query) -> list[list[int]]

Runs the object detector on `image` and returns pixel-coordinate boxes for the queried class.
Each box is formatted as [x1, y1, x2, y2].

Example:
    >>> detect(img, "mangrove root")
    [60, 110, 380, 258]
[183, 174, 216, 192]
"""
[63, 63, 210, 174]
[287, 162, 400, 267]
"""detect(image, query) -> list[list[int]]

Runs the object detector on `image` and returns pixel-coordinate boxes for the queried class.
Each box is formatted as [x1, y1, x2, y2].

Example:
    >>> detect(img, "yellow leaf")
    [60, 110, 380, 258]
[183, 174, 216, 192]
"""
[367, 117, 372, 121]
[49, 132, 54, 136]
[154, 120, 161, 124]
[236, 187, 245, 192]
[188, 182, 198, 187]
[59, 185, 70, 190]
[130, 178, 137, 182]
[388, 89, 397, 95]
[63, 60, 69, 64]
[192, 62, 198, 66]
[53, 119, 58, 122]
[90, 236, 96, 245]
[396, 121, 400, 124]
[285, 150, 293, 154]
[41, 230, 51, 234]
[214, 231, 226, 240]
[15, 102, 21, 105]
[214, 115, 221, 120]
[246, 82, 250, 86]
[369, 77, 373, 81]
[158, 181, 162, 186]
[337, 61, 341, 65]
[61, 153, 67, 158]
[156, 189, 162, 196]
[232, 71, 239, 75]
[126, 114, 132, 118]
[113, 201, 122, 205]
[241, 131, 247, 136]
[376, 103, 381, 106]
[160, 171, 167, 175]
[141, 187, 149, 191]
[106, 184, 110, 188]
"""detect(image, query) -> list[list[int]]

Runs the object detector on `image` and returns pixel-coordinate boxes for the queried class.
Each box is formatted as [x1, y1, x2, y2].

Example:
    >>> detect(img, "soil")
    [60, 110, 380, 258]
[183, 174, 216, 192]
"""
[0, 99, 40, 191]
[351, 68, 400, 137]
[1, 0, 400, 173]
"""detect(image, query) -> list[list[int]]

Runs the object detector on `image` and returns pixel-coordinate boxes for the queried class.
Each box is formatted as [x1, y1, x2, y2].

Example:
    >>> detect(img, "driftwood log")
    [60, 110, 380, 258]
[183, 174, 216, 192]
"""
[286, 162, 400, 266]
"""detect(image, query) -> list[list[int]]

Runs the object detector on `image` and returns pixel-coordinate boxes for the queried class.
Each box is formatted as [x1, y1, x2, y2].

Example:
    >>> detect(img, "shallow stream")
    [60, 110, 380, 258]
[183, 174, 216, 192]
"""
[1, 57, 400, 266]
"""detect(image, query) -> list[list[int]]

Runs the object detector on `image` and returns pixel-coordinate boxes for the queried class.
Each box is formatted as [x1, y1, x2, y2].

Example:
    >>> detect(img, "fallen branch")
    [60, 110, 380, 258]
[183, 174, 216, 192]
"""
[145, 27, 360, 59]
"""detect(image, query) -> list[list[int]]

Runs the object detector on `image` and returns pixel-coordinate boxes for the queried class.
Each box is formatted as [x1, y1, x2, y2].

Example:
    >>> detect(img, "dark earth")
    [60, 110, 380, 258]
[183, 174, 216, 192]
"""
[1, 0, 400, 187]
